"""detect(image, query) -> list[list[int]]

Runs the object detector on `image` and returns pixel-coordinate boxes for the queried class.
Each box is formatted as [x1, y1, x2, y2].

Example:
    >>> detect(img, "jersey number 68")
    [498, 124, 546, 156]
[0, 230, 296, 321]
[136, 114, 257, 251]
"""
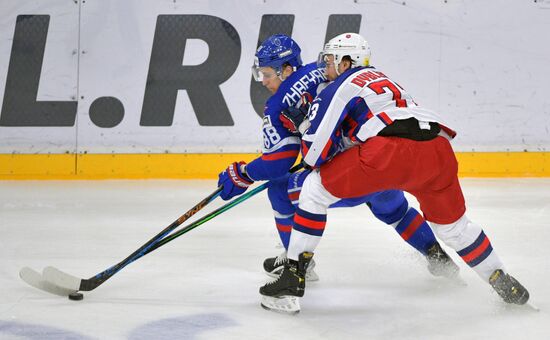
[263, 126, 281, 148]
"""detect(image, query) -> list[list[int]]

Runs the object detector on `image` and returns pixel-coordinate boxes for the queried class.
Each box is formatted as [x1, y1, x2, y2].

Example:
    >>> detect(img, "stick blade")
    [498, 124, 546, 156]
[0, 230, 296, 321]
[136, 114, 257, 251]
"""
[19, 267, 76, 296]
[42, 266, 82, 291]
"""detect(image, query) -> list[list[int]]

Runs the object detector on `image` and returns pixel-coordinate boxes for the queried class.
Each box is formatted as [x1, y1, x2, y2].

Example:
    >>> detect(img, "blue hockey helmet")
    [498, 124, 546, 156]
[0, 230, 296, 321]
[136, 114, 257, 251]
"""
[252, 34, 303, 81]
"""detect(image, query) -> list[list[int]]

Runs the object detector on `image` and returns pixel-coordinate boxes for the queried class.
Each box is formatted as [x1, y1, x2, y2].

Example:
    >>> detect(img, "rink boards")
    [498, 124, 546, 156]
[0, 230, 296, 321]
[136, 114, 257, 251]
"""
[1, 152, 549, 179]
[1, 0, 549, 179]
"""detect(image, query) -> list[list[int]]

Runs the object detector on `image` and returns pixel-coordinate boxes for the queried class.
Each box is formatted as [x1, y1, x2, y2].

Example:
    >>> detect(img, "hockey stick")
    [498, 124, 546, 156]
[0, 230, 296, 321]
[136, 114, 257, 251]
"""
[39, 181, 273, 293]
[144, 181, 269, 254]
[37, 163, 304, 294]
[21, 186, 223, 294]
[142, 162, 303, 255]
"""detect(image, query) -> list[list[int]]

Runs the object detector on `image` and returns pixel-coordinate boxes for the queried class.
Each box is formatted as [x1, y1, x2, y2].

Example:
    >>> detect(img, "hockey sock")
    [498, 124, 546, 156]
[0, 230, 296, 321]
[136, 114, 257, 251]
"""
[268, 174, 296, 250]
[274, 215, 293, 249]
[432, 215, 505, 282]
[393, 208, 437, 256]
[287, 207, 326, 261]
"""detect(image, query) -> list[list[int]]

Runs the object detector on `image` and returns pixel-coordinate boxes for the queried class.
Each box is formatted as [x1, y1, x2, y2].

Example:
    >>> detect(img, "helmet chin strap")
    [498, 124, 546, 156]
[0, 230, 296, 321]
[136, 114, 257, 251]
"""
[335, 63, 341, 76]
[334, 60, 353, 76]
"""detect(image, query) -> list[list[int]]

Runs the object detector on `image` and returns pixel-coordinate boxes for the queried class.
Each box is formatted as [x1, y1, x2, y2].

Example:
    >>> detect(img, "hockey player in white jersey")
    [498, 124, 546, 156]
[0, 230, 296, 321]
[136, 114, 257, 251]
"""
[259, 33, 530, 313]
[217, 35, 460, 288]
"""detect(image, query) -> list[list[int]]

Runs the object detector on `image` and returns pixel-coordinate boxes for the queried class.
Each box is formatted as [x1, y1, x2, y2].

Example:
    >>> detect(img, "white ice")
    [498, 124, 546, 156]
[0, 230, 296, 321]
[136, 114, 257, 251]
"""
[1, 179, 549, 339]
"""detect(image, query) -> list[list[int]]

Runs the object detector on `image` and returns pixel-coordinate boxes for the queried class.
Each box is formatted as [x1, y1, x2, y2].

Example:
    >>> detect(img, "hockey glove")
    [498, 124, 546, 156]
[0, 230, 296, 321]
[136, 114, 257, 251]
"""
[279, 92, 313, 134]
[217, 161, 254, 200]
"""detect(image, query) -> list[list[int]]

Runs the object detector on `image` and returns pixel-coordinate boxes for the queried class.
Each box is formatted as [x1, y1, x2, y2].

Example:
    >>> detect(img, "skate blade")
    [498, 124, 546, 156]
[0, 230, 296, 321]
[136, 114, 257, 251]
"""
[260, 295, 300, 314]
[499, 298, 540, 312]
[305, 269, 319, 282]
[525, 301, 540, 312]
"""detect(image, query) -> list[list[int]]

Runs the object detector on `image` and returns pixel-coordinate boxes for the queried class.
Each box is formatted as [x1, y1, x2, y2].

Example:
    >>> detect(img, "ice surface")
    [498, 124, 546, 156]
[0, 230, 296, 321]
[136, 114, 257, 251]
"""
[1, 179, 549, 339]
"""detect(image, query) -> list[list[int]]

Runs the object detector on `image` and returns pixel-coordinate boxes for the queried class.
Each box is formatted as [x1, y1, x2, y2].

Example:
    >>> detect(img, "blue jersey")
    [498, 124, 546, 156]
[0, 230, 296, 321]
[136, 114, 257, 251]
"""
[246, 62, 326, 180]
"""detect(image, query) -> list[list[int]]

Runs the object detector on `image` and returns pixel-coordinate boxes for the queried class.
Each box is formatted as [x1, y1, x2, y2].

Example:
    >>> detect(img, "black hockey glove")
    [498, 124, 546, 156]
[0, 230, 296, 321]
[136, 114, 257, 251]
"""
[280, 106, 308, 134]
[279, 92, 313, 134]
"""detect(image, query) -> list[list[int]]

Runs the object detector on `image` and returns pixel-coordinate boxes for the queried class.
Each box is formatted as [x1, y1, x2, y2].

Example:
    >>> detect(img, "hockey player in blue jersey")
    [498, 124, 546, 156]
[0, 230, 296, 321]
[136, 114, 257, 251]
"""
[217, 34, 458, 286]
[259, 33, 530, 313]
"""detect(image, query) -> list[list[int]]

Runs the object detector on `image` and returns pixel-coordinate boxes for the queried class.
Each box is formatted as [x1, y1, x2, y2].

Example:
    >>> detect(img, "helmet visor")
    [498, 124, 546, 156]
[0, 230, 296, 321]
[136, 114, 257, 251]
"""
[316, 52, 327, 68]
[251, 65, 263, 81]
[317, 52, 337, 67]
[251, 65, 278, 82]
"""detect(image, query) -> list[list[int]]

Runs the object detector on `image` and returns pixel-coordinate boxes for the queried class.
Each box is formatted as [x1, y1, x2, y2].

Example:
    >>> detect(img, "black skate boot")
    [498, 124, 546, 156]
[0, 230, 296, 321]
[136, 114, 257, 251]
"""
[263, 251, 319, 281]
[489, 269, 529, 305]
[260, 252, 314, 314]
[426, 242, 460, 279]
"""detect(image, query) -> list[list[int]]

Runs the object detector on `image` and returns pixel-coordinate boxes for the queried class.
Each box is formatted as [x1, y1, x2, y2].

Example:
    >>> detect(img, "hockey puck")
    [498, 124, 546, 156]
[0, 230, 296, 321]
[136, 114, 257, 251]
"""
[68, 292, 84, 301]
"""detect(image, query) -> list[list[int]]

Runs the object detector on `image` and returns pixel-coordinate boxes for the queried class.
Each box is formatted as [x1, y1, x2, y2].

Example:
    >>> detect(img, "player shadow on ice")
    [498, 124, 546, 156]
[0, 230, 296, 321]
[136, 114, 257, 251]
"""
[127, 313, 237, 340]
[0, 320, 93, 340]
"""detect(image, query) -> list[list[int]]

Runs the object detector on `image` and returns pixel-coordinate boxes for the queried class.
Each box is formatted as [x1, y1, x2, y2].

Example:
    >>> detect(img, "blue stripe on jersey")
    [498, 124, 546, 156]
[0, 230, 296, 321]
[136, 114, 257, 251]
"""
[302, 67, 374, 167]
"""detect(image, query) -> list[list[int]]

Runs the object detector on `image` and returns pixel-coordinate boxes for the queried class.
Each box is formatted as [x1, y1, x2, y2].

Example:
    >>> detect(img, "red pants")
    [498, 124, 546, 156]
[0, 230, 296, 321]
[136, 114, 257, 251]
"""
[320, 136, 466, 224]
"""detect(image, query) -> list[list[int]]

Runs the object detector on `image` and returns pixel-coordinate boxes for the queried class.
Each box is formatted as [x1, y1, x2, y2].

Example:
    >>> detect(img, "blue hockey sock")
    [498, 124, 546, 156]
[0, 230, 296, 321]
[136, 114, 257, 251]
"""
[394, 208, 437, 255]
[275, 216, 293, 249]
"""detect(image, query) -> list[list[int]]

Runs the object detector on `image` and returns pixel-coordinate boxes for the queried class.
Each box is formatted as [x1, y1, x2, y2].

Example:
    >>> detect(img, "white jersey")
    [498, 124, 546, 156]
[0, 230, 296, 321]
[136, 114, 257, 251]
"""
[302, 66, 456, 167]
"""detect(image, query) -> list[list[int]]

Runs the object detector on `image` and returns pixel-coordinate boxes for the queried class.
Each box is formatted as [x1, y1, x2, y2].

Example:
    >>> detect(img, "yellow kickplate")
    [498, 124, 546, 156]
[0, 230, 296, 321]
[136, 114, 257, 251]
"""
[1, 152, 548, 179]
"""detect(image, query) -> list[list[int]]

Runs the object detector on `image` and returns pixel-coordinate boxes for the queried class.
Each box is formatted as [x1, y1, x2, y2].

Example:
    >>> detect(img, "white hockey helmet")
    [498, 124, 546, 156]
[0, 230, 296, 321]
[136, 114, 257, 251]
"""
[317, 33, 371, 73]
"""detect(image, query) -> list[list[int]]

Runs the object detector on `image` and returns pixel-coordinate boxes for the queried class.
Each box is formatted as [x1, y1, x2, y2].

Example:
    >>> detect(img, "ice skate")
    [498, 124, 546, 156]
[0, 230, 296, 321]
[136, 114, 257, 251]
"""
[263, 251, 319, 281]
[489, 269, 529, 305]
[426, 242, 461, 280]
[260, 252, 314, 314]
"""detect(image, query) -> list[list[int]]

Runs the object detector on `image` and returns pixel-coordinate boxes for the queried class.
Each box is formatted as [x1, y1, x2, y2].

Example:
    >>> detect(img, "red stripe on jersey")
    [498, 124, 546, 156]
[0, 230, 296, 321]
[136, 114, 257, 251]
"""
[378, 112, 393, 125]
[461, 236, 491, 263]
[288, 191, 300, 201]
[276, 223, 292, 233]
[367, 110, 374, 120]
[440, 124, 457, 138]
[345, 116, 359, 137]
[262, 150, 299, 161]
[320, 138, 333, 161]
[400, 214, 423, 241]
[294, 214, 326, 230]
[301, 140, 310, 156]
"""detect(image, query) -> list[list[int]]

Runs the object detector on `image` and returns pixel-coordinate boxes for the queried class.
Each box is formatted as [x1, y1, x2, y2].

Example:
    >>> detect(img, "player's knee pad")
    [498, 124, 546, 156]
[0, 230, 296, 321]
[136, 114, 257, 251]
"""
[267, 174, 295, 215]
[298, 170, 339, 215]
[431, 214, 482, 251]
[368, 190, 408, 225]
[286, 170, 310, 206]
